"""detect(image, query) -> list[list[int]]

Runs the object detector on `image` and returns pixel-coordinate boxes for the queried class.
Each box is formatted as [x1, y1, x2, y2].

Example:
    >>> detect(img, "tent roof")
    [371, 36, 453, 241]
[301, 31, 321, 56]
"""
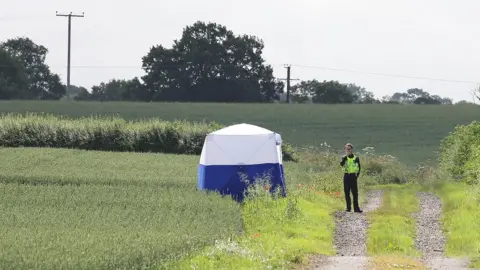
[210, 123, 274, 136]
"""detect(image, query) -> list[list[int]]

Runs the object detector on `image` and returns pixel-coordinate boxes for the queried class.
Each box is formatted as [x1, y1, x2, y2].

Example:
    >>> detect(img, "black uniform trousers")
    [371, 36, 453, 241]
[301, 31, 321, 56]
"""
[343, 173, 359, 211]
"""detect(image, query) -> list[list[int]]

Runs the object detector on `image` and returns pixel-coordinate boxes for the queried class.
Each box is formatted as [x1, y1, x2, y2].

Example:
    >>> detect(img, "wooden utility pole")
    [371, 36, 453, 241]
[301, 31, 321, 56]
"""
[56, 11, 84, 93]
[277, 64, 299, 103]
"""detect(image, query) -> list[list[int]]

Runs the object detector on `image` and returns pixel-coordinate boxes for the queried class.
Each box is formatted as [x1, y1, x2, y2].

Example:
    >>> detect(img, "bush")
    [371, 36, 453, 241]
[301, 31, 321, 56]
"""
[439, 120, 480, 182]
[0, 113, 298, 161]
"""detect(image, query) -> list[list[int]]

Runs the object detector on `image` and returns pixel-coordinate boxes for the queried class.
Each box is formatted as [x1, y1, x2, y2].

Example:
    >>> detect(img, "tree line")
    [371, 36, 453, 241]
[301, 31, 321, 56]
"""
[0, 21, 477, 104]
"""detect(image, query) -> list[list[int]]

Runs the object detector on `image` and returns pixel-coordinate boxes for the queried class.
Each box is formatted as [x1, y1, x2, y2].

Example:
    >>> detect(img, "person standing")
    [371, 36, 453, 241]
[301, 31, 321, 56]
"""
[340, 143, 362, 213]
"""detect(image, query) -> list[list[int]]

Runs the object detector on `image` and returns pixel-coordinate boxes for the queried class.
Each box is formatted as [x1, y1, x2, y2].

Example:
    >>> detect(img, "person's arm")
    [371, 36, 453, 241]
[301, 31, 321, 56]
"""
[340, 155, 347, 166]
[356, 156, 361, 176]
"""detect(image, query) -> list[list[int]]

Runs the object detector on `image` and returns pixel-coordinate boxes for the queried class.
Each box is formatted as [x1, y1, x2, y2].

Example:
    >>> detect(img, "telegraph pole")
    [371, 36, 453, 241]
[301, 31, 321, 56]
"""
[277, 64, 299, 103]
[56, 11, 84, 93]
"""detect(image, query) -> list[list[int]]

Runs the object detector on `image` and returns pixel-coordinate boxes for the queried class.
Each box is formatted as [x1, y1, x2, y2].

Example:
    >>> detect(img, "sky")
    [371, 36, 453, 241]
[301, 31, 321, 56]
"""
[1, 0, 479, 102]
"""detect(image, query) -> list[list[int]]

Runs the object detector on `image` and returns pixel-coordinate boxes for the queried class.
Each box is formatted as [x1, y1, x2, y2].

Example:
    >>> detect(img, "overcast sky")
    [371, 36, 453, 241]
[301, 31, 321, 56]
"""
[1, 0, 479, 102]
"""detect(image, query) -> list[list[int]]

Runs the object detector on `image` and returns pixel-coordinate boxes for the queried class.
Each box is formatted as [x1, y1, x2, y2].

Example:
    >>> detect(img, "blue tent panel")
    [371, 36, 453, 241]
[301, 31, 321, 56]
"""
[198, 163, 286, 200]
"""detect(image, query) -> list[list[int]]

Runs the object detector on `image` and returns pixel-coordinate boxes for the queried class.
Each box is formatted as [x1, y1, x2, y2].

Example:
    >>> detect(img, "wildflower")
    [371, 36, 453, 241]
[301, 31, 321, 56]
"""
[252, 232, 260, 238]
[265, 185, 270, 191]
[309, 186, 313, 191]
[298, 184, 302, 188]
[334, 191, 341, 198]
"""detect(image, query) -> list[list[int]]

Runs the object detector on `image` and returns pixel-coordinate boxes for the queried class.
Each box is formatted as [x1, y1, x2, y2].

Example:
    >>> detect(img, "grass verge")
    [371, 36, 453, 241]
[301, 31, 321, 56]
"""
[165, 184, 345, 269]
[366, 184, 421, 258]
[433, 182, 480, 268]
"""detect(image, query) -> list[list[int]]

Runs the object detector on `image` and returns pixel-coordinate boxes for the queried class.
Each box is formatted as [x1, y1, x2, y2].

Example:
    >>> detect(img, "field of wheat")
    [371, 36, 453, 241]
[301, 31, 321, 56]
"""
[1, 100, 478, 165]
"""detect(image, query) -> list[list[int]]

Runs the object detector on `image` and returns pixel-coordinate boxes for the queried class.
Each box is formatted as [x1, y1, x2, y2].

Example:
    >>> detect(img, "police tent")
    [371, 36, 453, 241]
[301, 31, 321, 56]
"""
[197, 123, 286, 200]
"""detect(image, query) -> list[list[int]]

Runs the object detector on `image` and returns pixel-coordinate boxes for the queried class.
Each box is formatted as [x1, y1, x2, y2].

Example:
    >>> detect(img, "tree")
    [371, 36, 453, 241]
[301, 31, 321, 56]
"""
[0, 47, 29, 99]
[346, 83, 378, 103]
[290, 80, 316, 103]
[455, 100, 475, 105]
[473, 86, 480, 102]
[63, 85, 88, 100]
[141, 21, 283, 102]
[75, 77, 147, 101]
[413, 96, 441, 104]
[0, 37, 65, 99]
[291, 80, 355, 104]
[387, 88, 452, 105]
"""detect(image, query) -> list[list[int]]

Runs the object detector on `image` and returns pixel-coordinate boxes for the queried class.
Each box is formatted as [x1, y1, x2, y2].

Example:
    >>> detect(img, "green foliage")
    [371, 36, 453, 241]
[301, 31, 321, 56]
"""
[0, 48, 29, 99]
[0, 37, 65, 100]
[439, 120, 480, 183]
[140, 21, 284, 103]
[2, 101, 479, 165]
[0, 148, 242, 270]
[0, 113, 298, 161]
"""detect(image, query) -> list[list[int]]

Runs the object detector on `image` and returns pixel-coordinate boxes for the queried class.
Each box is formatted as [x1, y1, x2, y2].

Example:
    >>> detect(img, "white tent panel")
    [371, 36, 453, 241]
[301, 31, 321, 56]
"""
[276, 145, 283, 165]
[200, 133, 279, 166]
[211, 123, 274, 136]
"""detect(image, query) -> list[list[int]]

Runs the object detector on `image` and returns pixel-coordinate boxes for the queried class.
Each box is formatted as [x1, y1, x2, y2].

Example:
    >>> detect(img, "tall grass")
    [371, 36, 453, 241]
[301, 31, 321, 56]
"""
[0, 113, 298, 161]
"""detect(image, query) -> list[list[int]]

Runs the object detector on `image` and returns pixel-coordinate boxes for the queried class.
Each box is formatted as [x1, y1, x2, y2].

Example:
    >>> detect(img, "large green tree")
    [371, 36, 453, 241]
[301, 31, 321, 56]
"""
[141, 21, 284, 102]
[0, 37, 65, 99]
[0, 48, 29, 99]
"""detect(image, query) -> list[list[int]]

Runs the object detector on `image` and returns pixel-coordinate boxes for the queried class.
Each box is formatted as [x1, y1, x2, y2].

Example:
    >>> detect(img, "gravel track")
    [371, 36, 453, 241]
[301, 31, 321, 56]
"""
[415, 192, 474, 270]
[304, 190, 384, 270]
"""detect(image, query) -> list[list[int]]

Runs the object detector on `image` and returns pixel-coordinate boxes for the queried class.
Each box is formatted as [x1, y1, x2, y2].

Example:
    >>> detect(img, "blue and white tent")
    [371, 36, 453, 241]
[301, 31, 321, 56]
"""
[197, 123, 286, 200]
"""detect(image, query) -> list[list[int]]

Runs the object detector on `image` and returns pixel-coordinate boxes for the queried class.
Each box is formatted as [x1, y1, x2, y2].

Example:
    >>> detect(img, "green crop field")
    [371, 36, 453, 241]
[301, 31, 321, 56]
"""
[0, 147, 319, 269]
[1, 100, 478, 165]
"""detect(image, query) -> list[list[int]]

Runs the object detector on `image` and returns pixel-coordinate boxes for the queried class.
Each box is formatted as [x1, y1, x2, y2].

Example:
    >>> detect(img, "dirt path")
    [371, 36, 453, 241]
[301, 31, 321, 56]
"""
[415, 192, 473, 270]
[303, 190, 383, 270]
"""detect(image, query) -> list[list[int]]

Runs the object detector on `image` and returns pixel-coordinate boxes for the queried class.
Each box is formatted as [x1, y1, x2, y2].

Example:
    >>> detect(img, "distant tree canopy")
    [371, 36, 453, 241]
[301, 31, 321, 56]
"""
[384, 88, 453, 105]
[0, 37, 65, 100]
[0, 22, 457, 105]
[78, 21, 284, 102]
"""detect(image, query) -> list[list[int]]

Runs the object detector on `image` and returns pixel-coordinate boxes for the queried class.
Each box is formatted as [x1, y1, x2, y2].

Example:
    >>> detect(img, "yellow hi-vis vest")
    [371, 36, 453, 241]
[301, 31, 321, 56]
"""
[344, 155, 359, 174]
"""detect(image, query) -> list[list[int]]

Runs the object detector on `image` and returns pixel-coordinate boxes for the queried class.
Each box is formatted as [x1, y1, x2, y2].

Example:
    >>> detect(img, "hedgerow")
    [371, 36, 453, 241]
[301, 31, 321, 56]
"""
[0, 113, 298, 162]
[439, 120, 480, 184]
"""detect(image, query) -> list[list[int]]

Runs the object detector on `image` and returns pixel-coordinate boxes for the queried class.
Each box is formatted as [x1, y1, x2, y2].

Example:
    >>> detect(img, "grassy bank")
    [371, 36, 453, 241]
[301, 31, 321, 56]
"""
[166, 185, 345, 269]
[2, 100, 479, 165]
[434, 182, 480, 268]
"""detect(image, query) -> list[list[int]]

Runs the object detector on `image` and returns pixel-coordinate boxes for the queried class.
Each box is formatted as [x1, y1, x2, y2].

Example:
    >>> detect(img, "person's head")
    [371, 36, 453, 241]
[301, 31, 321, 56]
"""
[345, 143, 353, 155]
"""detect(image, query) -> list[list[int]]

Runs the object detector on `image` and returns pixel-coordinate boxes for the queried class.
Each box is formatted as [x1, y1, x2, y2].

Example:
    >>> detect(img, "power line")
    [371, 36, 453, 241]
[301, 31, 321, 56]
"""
[56, 11, 84, 94]
[0, 61, 478, 86]
[289, 64, 480, 85]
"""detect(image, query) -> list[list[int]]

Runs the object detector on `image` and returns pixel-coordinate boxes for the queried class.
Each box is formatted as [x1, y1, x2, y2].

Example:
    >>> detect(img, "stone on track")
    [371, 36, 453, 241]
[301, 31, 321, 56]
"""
[304, 190, 383, 270]
[415, 192, 474, 270]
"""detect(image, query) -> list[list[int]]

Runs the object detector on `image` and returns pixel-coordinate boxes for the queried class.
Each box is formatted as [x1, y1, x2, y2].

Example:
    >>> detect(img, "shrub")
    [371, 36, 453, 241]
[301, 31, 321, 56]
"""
[439, 120, 480, 182]
[0, 113, 298, 161]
